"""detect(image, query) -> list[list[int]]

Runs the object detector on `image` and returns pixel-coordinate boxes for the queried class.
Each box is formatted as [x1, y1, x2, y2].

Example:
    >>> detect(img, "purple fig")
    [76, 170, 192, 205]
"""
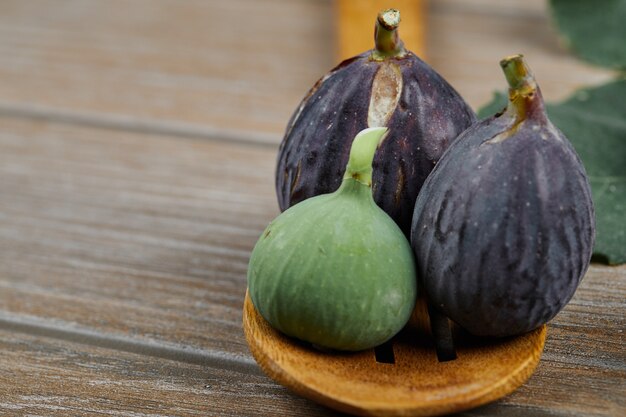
[411, 55, 595, 337]
[276, 9, 476, 235]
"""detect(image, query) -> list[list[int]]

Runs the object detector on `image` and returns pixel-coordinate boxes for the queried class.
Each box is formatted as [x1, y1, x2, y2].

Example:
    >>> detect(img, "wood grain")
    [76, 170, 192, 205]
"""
[0, 329, 342, 417]
[0, 0, 615, 143]
[0, 0, 334, 139]
[0, 115, 277, 359]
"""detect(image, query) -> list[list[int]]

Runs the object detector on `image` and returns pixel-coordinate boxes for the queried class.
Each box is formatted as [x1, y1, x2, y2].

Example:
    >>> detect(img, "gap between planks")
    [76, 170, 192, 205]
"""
[0, 101, 280, 149]
[0, 310, 262, 377]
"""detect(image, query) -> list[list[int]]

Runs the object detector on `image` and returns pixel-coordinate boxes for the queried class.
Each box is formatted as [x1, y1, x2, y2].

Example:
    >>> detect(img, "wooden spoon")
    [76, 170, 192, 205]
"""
[243, 291, 546, 416]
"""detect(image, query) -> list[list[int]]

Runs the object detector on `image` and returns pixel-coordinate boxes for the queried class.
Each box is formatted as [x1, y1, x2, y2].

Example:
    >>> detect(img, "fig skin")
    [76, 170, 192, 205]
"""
[249, 128, 417, 351]
[276, 9, 476, 236]
[410, 55, 595, 338]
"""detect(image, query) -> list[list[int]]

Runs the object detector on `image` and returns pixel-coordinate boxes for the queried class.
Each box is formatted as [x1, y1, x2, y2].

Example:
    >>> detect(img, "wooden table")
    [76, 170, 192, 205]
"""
[0, 1, 623, 416]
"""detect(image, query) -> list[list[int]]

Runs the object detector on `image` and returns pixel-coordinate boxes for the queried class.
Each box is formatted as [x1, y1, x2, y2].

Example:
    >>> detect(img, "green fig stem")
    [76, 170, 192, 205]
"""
[500, 54, 544, 122]
[371, 9, 406, 61]
[343, 127, 388, 187]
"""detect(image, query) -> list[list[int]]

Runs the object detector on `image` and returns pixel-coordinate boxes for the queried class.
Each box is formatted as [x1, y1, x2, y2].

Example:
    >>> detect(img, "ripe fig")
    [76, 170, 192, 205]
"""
[276, 9, 476, 236]
[249, 127, 417, 351]
[411, 55, 595, 338]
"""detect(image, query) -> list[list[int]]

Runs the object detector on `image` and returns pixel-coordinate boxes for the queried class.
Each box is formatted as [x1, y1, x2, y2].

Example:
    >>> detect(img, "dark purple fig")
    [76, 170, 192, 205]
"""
[411, 55, 595, 338]
[276, 9, 476, 236]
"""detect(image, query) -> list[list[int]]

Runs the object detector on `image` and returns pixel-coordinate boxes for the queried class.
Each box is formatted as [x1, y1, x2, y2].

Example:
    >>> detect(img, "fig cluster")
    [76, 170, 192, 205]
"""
[247, 9, 595, 352]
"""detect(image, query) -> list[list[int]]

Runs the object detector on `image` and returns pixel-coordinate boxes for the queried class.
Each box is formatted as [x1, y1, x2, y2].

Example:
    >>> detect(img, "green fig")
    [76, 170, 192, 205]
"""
[248, 127, 417, 351]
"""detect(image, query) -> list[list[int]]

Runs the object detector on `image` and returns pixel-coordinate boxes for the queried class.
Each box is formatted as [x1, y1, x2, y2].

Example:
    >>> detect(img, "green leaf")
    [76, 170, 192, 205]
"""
[478, 79, 626, 264]
[548, 80, 626, 265]
[549, 0, 626, 70]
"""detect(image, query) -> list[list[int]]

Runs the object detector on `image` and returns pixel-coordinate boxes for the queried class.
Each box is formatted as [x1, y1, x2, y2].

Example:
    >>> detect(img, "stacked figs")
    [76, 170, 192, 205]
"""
[253, 9, 594, 352]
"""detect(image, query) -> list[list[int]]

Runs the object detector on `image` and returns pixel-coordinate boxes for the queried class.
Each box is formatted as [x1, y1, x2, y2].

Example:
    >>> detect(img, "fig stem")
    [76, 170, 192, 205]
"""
[371, 9, 406, 61]
[427, 303, 457, 362]
[343, 127, 388, 186]
[500, 54, 543, 121]
[501, 55, 534, 91]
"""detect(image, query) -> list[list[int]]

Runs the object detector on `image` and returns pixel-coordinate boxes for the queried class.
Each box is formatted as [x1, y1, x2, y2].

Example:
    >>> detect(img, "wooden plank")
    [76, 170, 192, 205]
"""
[0, 115, 278, 358]
[336, 0, 425, 60]
[426, 0, 614, 109]
[0, 0, 334, 138]
[0, 115, 624, 415]
[0, 0, 614, 144]
[0, 319, 620, 417]
[0, 329, 340, 416]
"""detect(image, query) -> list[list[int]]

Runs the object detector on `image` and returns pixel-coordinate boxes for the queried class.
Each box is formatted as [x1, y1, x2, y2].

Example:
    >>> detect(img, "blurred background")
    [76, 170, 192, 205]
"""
[0, 0, 615, 144]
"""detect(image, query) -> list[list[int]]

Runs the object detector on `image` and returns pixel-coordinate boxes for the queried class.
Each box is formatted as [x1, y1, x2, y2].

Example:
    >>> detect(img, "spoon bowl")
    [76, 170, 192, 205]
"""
[243, 291, 546, 416]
